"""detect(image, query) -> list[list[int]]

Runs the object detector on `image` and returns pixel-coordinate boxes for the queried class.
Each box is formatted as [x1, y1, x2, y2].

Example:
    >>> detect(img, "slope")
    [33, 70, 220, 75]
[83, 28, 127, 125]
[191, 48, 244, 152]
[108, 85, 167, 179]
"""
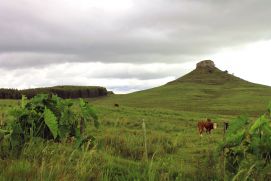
[93, 60, 271, 116]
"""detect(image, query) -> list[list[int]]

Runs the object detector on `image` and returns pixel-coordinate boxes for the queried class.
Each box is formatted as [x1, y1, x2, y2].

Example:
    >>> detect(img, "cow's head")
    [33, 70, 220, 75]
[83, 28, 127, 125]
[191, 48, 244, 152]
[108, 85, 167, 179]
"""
[207, 118, 217, 129]
[213, 123, 217, 129]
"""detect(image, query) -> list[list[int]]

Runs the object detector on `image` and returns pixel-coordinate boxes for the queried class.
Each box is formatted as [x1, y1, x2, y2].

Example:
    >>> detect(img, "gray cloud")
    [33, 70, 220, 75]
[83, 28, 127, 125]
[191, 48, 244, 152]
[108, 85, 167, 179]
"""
[0, 62, 178, 93]
[1, 0, 271, 69]
[0, 0, 271, 92]
[44, 62, 186, 80]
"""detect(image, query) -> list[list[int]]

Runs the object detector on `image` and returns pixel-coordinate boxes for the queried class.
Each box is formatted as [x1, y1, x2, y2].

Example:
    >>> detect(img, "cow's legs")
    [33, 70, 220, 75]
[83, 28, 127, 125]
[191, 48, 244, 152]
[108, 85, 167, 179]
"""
[198, 127, 203, 136]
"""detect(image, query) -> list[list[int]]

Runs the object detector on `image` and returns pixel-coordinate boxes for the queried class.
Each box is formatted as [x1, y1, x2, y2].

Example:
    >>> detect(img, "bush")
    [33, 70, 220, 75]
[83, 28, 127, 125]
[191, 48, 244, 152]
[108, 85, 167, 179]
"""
[2, 94, 99, 155]
[220, 103, 271, 180]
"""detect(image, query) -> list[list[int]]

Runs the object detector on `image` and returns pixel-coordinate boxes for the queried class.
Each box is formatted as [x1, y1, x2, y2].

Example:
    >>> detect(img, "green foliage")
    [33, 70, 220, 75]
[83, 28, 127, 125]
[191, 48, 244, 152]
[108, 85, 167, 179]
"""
[79, 98, 99, 129]
[221, 116, 249, 149]
[220, 105, 271, 180]
[4, 94, 99, 153]
[268, 101, 271, 116]
[0, 129, 5, 143]
[44, 107, 58, 139]
[21, 95, 27, 108]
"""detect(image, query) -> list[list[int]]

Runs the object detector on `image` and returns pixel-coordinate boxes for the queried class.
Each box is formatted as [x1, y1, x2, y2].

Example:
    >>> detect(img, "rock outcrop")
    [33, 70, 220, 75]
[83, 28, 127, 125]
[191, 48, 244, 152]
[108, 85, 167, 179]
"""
[196, 60, 216, 73]
[196, 60, 215, 69]
[167, 59, 248, 85]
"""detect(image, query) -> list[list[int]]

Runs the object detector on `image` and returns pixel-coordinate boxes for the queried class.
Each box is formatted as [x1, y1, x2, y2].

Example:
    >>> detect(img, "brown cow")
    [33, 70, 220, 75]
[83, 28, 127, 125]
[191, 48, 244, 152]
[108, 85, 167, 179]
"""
[197, 118, 217, 136]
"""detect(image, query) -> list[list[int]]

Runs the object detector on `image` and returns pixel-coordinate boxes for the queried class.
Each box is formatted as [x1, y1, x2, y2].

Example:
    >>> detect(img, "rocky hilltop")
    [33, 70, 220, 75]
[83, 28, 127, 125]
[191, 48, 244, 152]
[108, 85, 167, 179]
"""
[168, 60, 248, 85]
[196, 60, 216, 73]
[196, 60, 215, 69]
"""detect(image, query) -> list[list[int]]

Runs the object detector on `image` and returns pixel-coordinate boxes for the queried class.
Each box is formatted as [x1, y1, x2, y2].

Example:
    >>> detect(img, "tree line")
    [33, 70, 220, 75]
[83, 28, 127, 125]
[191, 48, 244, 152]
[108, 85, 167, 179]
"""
[0, 86, 108, 99]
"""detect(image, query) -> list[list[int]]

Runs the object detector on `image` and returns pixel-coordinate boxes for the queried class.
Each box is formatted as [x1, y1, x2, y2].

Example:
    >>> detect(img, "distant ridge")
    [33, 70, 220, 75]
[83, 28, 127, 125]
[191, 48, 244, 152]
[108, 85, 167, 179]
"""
[168, 60, 250, 85]
[0, 85, 108, 99]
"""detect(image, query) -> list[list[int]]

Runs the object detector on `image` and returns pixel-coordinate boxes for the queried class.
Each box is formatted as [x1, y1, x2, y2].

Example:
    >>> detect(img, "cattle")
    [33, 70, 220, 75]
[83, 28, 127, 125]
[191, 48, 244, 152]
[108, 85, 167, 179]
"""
[197, 118, 217, 136]
[223, 122, 229, 131]
[114, 103, 119, 107]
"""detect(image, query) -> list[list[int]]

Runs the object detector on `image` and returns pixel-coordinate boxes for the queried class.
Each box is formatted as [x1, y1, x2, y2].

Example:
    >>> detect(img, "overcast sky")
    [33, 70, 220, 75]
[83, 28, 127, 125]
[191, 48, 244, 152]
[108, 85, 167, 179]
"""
[1, 0, 271, 93]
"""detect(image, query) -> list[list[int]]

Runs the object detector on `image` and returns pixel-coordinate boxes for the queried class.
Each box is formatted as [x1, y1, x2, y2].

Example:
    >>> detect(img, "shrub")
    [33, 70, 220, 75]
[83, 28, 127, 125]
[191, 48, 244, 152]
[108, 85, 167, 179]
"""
[220, 103, 271, 180]
[2, 94, 99, 154]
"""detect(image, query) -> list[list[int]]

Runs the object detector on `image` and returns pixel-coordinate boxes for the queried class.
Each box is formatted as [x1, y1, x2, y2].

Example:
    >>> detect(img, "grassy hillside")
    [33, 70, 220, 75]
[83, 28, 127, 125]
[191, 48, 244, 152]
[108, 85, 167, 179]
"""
[93, 65, 271, 117]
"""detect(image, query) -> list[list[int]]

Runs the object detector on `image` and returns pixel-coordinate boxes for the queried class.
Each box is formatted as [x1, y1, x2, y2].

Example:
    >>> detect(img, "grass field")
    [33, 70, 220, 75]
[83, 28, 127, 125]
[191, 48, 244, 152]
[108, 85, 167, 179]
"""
[1, 66, 271, 180]
[0, 99, 232, 180]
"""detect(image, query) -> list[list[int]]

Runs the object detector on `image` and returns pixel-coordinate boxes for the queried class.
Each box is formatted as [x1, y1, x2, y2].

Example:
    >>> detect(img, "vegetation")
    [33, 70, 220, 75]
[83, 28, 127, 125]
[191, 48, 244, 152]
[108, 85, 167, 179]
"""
[0, 98, 229, 180]
[1, 96, 271, 180]
[220, 104, 271, 180]
[0, 88, 21, 99]
[0, 66, 271, 180]
[0, 85, 108, 99]
[1, 94, 99, 156]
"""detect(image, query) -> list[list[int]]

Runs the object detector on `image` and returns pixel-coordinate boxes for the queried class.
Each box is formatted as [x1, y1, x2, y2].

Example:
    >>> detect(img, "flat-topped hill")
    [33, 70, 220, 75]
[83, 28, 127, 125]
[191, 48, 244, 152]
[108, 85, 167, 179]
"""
[94, 60, 271, 116]
[168, 60, 249, 85]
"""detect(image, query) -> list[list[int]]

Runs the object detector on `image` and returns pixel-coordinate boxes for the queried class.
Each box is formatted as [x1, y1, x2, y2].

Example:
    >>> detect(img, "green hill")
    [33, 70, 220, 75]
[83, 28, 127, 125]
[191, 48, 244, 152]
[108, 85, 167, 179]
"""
[94, 60, 271, 116]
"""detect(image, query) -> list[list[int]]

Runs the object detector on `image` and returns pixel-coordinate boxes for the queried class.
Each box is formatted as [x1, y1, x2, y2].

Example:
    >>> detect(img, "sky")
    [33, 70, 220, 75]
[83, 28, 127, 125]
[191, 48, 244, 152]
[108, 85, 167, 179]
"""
[0, 0, 271, 93]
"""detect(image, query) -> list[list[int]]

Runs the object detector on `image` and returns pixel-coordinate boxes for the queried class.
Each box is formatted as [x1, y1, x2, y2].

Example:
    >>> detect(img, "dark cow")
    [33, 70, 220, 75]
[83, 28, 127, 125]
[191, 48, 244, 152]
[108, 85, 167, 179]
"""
[223, 122, 229, 131]
[114, 103, 119, 107]
[197, 118, 217, 136]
